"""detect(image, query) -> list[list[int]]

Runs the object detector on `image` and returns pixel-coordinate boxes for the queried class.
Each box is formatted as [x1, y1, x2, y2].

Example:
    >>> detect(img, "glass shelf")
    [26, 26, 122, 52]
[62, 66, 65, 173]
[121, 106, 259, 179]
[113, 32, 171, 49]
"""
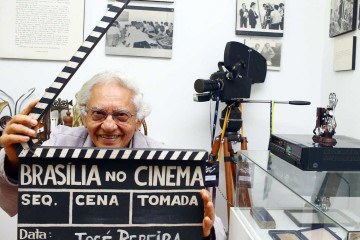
[230, 150, 360, 240]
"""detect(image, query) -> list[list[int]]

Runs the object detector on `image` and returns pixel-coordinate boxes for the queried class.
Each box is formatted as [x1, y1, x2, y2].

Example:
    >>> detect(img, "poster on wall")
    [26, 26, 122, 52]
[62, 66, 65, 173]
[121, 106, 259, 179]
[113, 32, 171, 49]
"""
[333, 35, 356, 71]
[0, 0, 84, 61]
[235, 0, 285, 37]
[329, 0, 358, 37]
[245, 38, 282, 71]
[105, 5, 174, 58]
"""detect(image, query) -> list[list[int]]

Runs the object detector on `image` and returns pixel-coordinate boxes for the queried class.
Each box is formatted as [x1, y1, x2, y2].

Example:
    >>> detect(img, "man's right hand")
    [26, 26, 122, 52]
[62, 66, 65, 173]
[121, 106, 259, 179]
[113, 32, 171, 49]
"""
[0, 100, 38, 170]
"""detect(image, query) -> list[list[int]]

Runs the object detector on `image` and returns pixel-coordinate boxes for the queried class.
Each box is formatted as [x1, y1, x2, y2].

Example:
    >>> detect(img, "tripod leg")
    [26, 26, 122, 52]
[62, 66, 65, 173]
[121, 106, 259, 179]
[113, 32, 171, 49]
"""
[224, 138, 235, 223]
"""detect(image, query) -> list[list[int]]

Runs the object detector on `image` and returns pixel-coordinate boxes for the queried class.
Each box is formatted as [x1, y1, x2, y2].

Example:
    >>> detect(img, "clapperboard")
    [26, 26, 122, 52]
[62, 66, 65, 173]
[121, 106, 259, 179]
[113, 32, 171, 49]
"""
[15, 0, 209, 239]
[18, 148, 207, 239]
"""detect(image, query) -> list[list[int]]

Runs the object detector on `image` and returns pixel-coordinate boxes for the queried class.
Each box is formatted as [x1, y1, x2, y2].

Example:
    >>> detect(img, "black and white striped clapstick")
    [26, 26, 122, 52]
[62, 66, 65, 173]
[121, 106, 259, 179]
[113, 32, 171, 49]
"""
[17, 0, 131, 155]
[19, 147, 208, 161]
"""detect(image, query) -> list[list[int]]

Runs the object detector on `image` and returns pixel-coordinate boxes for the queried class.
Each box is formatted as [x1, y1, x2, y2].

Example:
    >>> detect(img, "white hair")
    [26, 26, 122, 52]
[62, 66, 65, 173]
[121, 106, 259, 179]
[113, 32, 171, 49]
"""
[77, 71, 151, 120]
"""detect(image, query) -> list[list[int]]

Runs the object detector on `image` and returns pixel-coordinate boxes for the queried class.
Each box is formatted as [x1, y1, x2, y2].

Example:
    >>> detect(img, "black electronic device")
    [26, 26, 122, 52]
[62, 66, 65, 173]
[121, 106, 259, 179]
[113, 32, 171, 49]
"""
[269, 134, 360, 171]
[193, 41, 267, 102]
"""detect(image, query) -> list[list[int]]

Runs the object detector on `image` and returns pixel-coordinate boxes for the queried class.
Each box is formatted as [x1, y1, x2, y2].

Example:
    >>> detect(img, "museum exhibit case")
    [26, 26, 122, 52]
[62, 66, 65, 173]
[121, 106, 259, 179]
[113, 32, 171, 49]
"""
[228, 151, 360, 240]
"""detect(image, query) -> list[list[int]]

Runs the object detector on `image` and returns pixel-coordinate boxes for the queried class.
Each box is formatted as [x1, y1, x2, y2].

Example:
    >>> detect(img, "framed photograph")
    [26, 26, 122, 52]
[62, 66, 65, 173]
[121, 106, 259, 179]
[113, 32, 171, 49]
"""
[358, 1, 360, 29]
[284, 209, 332, 228]
[235, 0, 285, 37]
[333, 35, 356, 71]
[134, 0, 174, 2]
[109, 0, 174, 2]
[105, 5, 174, 58]
[298, 227, 341, 240]
[325, 209, 357, 227]
[329, 0, 358, 37]
[268, 230, 303, 240]
[284, 209, 356, 228]
[245, 38, 282, 71]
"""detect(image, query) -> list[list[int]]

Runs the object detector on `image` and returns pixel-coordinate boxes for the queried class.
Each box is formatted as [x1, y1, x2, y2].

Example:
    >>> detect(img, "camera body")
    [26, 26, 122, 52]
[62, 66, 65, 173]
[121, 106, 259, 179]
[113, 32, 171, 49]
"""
[209, 70, 252, 102]
[194, 41, 267, 102]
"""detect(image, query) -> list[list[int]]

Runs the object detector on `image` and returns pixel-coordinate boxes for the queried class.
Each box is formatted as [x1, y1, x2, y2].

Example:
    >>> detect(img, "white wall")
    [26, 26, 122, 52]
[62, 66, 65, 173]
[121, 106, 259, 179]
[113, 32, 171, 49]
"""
[0, 0, 335, 238]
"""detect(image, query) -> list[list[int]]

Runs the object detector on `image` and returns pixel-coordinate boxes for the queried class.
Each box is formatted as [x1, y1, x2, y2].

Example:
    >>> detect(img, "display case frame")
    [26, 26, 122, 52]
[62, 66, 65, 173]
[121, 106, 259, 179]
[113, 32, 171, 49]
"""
[229, 150, 360, 240]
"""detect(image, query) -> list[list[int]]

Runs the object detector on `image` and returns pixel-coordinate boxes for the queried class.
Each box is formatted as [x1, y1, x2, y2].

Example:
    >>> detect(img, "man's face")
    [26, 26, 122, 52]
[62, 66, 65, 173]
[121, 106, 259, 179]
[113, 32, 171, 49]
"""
[82, 81, 141, 148]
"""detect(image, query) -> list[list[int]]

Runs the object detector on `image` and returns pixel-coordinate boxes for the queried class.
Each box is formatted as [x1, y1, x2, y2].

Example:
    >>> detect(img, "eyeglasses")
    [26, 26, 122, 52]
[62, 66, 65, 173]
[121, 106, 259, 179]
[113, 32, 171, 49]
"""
[85, 107, 135, 124]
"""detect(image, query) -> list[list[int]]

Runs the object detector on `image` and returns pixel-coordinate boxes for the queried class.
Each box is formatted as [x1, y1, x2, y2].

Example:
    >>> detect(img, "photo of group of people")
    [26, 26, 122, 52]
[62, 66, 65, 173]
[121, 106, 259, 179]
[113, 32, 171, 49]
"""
[105, 6, 174, 58]
[236, 0, 285, 37]
[108, 0, 174, 3]
[245, 38, 282, 71]
[329, 0, 357, 37]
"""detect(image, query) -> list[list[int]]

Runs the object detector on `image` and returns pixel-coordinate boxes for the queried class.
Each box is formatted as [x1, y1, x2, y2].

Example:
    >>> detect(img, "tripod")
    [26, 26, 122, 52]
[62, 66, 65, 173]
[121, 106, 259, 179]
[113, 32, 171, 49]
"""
[210, 102, 252, 222]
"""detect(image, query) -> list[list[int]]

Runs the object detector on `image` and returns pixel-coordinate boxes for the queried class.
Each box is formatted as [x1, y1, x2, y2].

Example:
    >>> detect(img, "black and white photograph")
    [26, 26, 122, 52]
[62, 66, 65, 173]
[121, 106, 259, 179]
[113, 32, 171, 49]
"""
[109, 0, 174, 2]
[135, 0, 174, 2]
[329, 0, 358, 37]
[358, 1, 360, 29]
[245, 38, 282, 71]
[105, 5, 174, 58]
[236, 0, 285, 37]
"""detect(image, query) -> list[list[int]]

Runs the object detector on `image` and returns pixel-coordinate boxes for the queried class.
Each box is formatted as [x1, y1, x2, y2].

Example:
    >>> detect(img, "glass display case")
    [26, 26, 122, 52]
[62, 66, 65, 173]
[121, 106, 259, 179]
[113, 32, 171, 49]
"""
[228, 151, 360, 240]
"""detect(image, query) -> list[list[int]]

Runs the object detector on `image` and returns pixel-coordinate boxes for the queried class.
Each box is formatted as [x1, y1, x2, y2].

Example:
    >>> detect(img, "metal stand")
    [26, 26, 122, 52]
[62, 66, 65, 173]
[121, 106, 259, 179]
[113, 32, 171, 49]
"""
[210, 101, 251, 222]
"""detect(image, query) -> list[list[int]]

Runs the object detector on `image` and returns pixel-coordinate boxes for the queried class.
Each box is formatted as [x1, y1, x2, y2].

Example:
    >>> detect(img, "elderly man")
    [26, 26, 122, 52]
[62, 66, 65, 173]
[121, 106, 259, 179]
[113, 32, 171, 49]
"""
[0, 71, 226, 239]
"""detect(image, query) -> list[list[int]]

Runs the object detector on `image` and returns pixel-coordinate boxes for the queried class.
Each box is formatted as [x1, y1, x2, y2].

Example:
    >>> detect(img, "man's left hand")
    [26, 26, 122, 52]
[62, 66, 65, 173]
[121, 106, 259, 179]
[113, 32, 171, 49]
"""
[200, 189, 215, 237]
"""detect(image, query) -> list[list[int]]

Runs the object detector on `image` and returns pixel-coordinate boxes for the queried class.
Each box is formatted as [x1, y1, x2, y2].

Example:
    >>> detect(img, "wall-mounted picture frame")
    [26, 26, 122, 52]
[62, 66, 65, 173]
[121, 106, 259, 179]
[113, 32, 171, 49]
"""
[134, 0, 174, 2]
[105, 5, 174, 58]
[358, 1, 360, 29]
[329, 0, 358, 37]
[333, 35, 357, 71]
[235, 0, 285, 37]
[244, 37, 282, 71]
[109, 0, 174, 2]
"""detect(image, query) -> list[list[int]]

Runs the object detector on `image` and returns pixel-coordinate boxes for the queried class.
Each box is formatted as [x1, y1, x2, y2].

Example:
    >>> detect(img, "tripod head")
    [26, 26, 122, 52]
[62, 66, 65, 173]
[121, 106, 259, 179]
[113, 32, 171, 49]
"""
[219, 101, 243, 143]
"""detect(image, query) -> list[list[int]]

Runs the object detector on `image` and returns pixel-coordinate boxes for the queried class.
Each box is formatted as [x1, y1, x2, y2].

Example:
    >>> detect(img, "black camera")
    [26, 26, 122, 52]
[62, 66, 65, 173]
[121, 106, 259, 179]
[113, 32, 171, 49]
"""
[193, 41, 267, 135]
[193, 41, 267, 103]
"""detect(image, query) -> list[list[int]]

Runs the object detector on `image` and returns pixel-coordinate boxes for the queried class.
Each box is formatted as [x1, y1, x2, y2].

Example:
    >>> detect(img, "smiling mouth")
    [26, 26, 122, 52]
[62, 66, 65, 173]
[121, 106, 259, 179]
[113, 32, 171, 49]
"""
[99, 135, 121, 140]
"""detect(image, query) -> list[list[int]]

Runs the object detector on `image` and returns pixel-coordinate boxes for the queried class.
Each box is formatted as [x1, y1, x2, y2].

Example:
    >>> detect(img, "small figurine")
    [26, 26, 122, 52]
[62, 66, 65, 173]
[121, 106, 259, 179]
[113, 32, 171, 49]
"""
[312, 93, 338, 145]
[51, 98, 72, 125]
[72, 94, 83, 127]
[63, 108, 73, 127]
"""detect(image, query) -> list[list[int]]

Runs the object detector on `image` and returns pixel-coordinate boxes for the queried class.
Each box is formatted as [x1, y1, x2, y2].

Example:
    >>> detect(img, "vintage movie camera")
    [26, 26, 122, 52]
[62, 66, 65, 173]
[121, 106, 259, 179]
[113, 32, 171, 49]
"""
[193, 41, 267, 134]
[194, 41, 267, 103]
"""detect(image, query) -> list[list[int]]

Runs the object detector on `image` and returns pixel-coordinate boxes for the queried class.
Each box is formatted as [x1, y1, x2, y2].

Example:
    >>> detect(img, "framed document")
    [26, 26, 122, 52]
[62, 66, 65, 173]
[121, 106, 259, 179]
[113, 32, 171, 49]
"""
[0, 0, 85, 61]
[333, 35, 356, 71]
